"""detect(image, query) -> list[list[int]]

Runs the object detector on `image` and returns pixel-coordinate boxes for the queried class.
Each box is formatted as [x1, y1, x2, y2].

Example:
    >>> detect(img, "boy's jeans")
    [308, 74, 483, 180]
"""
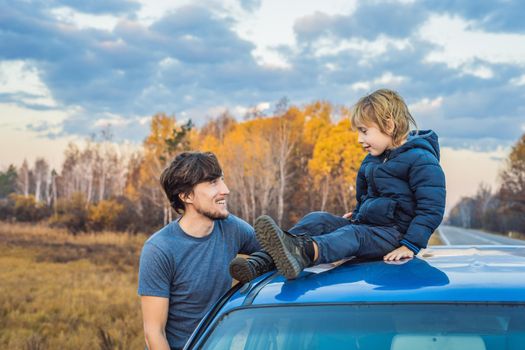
[288, 211, 402, 264]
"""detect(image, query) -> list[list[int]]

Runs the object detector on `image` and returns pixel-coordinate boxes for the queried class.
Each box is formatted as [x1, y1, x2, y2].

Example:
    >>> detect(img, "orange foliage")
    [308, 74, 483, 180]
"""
[88, 199, 125, 231]
[308, 118, 366, 211]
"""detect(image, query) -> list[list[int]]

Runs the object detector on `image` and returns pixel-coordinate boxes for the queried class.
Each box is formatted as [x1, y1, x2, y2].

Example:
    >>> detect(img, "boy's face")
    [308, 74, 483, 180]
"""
[356, 122, 395, 156]
[187, 176, 230, 220]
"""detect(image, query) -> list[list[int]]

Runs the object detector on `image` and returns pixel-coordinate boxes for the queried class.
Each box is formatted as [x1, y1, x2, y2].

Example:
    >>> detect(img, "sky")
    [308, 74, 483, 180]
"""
[1, 0, 524, 211]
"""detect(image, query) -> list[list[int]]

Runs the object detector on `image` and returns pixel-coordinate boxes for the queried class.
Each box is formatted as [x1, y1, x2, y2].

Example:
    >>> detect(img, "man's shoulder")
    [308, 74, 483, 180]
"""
[221, 214, 251, 229]
[217, 214, 254, 234]
[144, 222, 178, 249]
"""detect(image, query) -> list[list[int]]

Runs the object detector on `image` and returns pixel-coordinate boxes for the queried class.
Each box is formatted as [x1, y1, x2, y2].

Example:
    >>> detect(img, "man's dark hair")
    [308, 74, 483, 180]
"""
[160, 152, 223, 214]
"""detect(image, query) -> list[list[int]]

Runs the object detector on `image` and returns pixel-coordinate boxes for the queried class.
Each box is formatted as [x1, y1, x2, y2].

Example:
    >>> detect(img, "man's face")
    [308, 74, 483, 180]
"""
[188, 176, 230, 220]
[356, 122, 395, 156]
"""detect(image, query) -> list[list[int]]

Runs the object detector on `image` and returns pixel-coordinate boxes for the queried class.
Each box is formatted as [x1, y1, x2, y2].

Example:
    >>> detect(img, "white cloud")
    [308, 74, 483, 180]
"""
[510, 74, 525, 86]
[461, 65, 494, 79]
[230, 101, 270, 117]
[234, 105, 248, 116]
[50, 7, 120, 31]
[419, 15, 525, 68]
[351, 82, 370, 91]
[235, 1, 356, 45]
[138, 116, 151, 125]
[313, 35, 411, 61]
[251, 49, 292, 69]
[93, 114, 131, 127]
[135, 0, 193, 25]
[375, 72, 406, 85]
[351, 72, 407, 91]
[409, 96, 443, 114]
[0, 60, 58, 107]
[231, 0, 357, 67]
[256, 101, 270, 111]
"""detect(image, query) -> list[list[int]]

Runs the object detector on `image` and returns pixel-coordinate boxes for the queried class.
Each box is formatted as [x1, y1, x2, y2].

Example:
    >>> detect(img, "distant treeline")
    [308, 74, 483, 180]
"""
[0, 100, 366, 234]
[447, 134, 525, 235]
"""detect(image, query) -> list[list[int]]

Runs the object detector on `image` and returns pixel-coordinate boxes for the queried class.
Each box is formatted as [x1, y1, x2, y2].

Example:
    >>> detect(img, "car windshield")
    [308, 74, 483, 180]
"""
[197, 304, 525, 350]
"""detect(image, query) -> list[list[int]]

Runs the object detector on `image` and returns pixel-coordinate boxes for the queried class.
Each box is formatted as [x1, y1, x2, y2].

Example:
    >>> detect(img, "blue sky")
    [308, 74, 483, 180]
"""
[1, 0, 524, 208]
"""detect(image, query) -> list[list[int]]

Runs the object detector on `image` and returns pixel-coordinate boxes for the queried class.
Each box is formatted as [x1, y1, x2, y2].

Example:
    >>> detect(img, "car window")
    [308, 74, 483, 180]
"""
[196, 304, 525, 350]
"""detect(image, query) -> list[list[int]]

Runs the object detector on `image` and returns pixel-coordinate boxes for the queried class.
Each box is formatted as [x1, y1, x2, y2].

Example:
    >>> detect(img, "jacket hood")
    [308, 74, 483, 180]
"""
[392, 130, 440, 160]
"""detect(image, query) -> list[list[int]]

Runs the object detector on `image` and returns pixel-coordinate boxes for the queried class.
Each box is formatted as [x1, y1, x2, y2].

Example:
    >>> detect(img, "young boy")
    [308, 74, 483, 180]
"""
[230, 89, 446, 281]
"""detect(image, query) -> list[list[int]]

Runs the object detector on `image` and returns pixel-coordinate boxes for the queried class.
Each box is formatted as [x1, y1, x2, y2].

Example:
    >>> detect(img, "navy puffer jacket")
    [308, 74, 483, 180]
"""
[352, 130, 446, 253]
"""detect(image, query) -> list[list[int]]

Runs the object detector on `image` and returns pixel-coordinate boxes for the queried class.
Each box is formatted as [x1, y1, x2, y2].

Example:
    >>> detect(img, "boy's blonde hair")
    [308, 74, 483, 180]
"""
[351, 89, 417, 146]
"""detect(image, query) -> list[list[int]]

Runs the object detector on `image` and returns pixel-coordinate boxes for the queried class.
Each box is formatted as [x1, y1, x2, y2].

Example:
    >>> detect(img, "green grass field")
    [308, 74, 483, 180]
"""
[0, 222, 146, 349]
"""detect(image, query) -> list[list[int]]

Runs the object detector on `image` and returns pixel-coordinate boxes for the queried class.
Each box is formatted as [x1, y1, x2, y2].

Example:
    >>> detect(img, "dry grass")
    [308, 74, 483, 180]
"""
[0, 222, 147, 349]
[0, 222, 447, 348]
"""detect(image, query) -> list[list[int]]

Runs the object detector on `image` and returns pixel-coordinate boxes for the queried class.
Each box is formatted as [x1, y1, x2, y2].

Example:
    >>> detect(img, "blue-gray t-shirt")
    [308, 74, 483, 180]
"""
[137, 214, 260, 349]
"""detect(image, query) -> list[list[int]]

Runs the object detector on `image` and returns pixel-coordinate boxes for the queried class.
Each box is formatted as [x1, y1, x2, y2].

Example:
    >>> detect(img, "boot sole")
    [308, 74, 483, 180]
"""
[255, 215, 301, 279]
[229, 257, 255, 284]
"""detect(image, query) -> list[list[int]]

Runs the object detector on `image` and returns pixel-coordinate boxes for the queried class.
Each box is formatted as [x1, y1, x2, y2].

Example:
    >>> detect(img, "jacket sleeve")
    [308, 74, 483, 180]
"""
[351, 162, 368, 218]
[402, 152, 446, 251]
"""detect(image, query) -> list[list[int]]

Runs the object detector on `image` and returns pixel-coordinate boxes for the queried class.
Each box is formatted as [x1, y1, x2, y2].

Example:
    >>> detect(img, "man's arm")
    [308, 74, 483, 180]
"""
[141, 296, 170, 350]
[138, 242, 174, 350]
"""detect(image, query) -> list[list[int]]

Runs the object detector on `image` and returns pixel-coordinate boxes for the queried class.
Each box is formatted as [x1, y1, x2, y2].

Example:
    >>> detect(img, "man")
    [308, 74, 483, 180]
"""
[138, 152, 263, 350]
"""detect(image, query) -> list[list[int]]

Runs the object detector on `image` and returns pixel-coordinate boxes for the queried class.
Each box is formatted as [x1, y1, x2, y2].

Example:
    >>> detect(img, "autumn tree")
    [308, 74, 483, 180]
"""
[0, 165, 17, 198]
[447, 197, 476, 228]
[50, 192, 89, 234]
[17, 159, 30, 196]
[271, 102, 308, 226]
[447, 134, 525, 235]
[217, 119, 277, 222]
[308, 117, 365, 213]
[1, 99, 383, 233]
[288, 101, 334, 220]
[134, 114, 193, 226]
[200, 111, 237, 143]
[500, 134, 525, 205]
[33, 158, 49, 203]
[497, 133, 525, 233]
[88, 199, 125, 231]
[447, 184, 495, 229]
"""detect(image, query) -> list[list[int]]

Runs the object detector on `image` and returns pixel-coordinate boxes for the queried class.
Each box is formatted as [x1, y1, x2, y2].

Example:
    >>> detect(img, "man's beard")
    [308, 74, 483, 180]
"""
[195, 205, 229, 220]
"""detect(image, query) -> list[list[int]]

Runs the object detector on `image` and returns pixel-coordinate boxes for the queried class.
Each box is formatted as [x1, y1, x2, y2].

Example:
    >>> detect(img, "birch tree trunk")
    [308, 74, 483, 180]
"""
[18, 159, 30, 196]
[275, 119, 294, 226]
[320, 176, 330, 211]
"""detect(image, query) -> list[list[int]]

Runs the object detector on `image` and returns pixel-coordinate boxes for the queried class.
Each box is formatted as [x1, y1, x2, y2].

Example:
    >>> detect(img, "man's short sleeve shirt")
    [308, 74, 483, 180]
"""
[137, 214, 259, 349]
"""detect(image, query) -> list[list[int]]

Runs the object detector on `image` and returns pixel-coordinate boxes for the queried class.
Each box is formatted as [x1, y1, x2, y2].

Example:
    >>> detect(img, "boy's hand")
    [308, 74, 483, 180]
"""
[383, 245, 414, 261]
[342, 212, 352, 219]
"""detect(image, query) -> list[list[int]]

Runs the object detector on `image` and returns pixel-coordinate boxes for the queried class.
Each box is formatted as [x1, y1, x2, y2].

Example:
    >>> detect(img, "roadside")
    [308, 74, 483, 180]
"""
[438, 225, 525, 246]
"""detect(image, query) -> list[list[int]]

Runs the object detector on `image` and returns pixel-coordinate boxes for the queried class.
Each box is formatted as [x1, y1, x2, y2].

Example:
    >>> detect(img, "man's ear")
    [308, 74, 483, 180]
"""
[179, 192, 194, 205]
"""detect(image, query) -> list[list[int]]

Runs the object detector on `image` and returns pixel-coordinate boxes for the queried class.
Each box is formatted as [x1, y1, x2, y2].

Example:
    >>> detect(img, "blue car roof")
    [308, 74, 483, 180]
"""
[223, 246, 525, 313]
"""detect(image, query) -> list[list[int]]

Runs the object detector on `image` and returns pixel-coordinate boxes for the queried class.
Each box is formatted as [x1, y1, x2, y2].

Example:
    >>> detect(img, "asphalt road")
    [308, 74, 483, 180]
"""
[438, 225, 525, 245]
